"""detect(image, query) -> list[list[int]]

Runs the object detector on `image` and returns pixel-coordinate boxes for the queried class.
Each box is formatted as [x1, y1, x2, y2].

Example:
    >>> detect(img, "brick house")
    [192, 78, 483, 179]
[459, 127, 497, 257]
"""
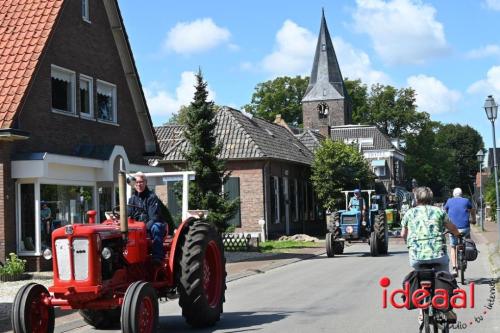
[0, 0, 161, 270]
[155, 107, 325, 238]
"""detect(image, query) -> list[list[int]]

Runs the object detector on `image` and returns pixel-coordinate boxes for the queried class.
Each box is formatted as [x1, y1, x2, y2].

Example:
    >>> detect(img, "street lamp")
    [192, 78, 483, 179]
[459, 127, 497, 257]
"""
[484, 95, 500, 243]
[477, 149, 485, 231]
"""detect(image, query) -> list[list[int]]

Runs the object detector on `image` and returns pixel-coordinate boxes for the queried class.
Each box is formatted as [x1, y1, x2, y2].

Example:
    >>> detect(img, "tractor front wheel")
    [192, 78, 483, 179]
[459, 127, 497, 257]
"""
[121, 281, 158, 333]
[177, 221, 226, 327]
[79, 308, 121, 329]
[11, 283, 54, 333]
[326, 232, 335, 257]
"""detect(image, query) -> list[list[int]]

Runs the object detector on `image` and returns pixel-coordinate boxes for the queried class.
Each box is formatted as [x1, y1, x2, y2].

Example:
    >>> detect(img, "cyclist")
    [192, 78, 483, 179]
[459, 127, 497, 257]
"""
[443, 187, 476, 277]
[401, 187, 461, 322]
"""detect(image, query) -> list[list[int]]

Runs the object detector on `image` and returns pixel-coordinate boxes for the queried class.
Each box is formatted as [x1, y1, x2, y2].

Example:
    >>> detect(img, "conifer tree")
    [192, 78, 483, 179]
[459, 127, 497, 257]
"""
[183, 70, 238, 231]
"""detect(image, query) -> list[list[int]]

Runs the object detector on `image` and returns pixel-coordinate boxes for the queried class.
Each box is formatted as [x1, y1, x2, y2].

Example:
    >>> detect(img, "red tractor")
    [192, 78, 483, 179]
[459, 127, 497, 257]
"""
[11, 170, 226, 333]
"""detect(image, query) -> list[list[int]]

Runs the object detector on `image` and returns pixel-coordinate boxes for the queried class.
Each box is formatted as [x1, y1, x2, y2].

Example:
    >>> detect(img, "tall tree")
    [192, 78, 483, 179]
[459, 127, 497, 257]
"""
[345, 80, 430, 138]
[434, 124, 484, 196]
[243, 76, 309, 125]
[183, 71, 238, 231]
[311, 139, 374, 210]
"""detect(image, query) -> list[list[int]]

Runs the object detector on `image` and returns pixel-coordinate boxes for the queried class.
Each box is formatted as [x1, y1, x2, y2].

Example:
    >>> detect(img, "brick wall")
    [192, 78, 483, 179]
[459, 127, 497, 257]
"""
[303, 99, 348, 129]
[0, 143, 15, 264]
[14, 0, 148, 164]
[225, 161, 264, 233]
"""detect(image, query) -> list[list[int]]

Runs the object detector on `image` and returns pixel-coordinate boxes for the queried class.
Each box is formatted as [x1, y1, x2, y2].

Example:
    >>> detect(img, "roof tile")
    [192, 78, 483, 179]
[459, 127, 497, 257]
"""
[0, 0, 64, 128]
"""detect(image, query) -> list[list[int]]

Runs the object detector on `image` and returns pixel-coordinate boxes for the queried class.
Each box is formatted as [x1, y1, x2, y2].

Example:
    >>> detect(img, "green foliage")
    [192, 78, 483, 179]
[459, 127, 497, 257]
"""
[311, 139, 375, 210]
[404, 122, 484, 198]
[243, 76, 309, 126]
[259, 240, 319, 253]
[485, 174, 497, 220]
[183, 71, 239, 231]
[345, 80, 429, 138]
[0, 253, 26, 277]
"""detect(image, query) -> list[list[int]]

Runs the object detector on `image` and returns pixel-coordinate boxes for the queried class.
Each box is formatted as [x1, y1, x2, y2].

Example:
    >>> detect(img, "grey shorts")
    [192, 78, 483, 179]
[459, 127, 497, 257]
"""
[409, 254, 450, 273]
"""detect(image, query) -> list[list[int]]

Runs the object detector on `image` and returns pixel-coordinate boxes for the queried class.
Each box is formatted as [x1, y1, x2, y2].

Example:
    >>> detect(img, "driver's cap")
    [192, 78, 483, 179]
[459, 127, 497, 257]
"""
[354, 189, 360, 194]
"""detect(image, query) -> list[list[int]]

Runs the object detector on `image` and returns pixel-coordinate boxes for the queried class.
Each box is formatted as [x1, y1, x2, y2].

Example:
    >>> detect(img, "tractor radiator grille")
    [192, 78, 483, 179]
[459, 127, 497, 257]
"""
[342, 216, 357, 225]
[54, 238, 89, 281]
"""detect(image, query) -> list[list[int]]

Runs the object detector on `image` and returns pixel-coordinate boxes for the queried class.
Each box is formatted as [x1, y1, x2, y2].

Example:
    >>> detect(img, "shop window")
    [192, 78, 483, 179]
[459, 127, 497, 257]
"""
[51, 65, 75, 114]
[40, 184, 94, 233]
[374, 166, 386, 177]
[97, 80, 117, 123]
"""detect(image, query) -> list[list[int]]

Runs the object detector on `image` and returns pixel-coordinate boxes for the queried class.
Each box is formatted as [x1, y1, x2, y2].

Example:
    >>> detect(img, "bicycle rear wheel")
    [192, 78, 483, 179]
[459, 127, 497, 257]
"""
[458, 250, 465, 285]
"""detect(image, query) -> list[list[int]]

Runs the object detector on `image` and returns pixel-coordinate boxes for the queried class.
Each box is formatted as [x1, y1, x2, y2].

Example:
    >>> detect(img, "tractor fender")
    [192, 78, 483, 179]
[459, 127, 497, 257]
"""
[167, 217, 198, 285]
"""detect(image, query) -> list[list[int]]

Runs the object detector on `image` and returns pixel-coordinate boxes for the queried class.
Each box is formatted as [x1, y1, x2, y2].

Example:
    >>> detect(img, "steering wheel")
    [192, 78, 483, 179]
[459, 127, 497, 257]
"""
[111, 204, 146, 219]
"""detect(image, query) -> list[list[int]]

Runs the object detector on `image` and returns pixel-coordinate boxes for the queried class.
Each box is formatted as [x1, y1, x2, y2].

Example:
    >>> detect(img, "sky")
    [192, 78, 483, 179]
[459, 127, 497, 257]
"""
[118, 0, 500, 150]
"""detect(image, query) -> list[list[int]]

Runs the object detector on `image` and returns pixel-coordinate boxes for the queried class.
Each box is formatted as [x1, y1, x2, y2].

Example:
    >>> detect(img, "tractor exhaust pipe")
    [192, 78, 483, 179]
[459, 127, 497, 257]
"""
[118, 169, 128, 242]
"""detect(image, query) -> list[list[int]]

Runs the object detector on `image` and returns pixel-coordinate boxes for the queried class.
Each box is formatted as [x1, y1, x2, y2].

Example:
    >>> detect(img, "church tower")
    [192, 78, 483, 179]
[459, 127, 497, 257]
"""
[302, 10, 352, 134]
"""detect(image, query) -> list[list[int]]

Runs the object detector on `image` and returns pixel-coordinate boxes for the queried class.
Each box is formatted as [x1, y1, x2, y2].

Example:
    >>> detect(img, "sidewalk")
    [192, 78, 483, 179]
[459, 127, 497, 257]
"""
[0, 245, 326, 332]
[472, 218, 500, 281]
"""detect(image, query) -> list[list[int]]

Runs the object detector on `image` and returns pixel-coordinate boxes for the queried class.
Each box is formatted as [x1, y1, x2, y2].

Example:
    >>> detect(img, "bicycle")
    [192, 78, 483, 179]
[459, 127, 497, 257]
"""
[454, 233, 467, 285]
[417, 265, 453, 333]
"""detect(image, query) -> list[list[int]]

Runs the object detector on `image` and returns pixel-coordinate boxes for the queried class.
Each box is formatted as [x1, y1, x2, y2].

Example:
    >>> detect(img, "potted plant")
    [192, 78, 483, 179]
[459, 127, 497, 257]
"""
[0, 253, 27, 282]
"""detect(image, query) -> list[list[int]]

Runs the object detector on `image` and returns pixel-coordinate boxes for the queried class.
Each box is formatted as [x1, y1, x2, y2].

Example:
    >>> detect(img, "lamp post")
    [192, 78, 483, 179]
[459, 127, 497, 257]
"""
[477, 149, 485, 231]
[484, 95, 500, 243]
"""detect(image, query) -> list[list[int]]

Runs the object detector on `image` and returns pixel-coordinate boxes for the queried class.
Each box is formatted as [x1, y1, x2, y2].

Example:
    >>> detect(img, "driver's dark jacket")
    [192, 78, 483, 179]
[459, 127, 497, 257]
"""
[127, 187, 162, 229]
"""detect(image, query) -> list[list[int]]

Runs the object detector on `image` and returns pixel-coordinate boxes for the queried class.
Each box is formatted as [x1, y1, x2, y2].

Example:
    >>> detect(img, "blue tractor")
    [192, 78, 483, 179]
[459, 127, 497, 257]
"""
[325, 190, 388, 257]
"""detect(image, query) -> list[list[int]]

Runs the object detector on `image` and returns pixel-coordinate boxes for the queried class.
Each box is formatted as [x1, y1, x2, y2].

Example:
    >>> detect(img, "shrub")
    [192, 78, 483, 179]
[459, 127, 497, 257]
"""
[0, 253, 26, 277]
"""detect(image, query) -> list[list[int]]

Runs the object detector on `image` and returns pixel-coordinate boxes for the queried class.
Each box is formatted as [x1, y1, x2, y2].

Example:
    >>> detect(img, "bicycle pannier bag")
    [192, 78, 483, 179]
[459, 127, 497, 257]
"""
[464, 239, 478, 261]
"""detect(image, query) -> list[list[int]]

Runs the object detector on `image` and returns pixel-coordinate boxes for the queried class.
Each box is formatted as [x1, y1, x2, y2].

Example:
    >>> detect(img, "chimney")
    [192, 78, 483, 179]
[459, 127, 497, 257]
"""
[274, 114, 283, 124]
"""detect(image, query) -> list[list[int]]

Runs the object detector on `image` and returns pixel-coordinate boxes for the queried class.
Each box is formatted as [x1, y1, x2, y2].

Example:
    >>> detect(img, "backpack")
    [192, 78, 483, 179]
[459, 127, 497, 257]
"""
[464, 239, 478, 261]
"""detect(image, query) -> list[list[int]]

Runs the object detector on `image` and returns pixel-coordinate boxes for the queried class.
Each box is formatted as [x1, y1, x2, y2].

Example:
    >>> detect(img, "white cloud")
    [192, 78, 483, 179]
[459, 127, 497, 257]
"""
[467, 66, 500, 96]
[353, 0, 449, 65]
[164, 18, 231, 55]
[261, 20, 317, 77]
[258, 20, 389, 85]
[407, 74, 461, 114]
[144, 71, 216, 123]
[485, 0, 500, 10]
[466, 44, 500, 59]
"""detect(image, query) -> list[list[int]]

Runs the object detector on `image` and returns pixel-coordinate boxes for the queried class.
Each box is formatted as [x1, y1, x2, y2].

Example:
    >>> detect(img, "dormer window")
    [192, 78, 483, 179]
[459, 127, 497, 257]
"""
[318, 102, 329, 119]
[82, 0, 90, 22]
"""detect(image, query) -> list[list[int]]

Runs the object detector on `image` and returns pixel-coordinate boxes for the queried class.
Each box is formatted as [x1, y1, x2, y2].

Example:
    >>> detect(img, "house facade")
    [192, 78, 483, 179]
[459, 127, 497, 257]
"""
[0, 0, 161, 270]
[155, 108, 325, 239]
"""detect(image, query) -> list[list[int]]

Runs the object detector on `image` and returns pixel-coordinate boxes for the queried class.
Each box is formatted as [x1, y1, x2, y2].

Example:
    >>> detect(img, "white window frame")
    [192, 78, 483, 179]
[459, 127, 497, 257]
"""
[82, 0, 90, 22]
[273, 176, 280, 224]
[96, 79, 117, 124]
[51, 65, 76, 116]
[79, 74, 93, 119]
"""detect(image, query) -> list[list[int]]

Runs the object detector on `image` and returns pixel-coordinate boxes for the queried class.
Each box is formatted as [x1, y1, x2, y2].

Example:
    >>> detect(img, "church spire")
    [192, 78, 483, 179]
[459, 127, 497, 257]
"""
[302, 10, 346, 102]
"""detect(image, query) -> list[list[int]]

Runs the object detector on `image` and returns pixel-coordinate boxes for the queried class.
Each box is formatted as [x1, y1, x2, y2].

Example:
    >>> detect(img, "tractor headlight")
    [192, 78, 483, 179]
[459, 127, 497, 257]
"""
[101, 247, 112, 260]
[335, 222, 340, 227]
[42, 248, 52, 260]
[362, 221, 367, 226]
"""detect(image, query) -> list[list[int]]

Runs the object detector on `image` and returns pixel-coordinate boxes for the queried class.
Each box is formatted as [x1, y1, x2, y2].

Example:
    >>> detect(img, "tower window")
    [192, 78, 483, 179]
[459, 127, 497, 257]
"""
[317, 102, 329, 119]
[322, 43, 326, 51]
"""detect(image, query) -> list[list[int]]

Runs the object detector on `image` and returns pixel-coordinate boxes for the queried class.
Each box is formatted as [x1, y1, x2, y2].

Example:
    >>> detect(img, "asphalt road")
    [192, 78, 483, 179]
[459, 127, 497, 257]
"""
[55, 240, 499, 333]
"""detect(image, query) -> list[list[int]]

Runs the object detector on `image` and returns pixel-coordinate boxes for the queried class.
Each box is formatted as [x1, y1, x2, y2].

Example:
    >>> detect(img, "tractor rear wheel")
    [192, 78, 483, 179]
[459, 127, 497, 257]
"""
[369, 232, 379, 257]
[121, 281, 158, 333]
[177, 221, 226, 327]
[326, 232, 335, 257]
[11, 283, 54, 333]
[79, 308, 121, 329]
[374, 212, 388, 255]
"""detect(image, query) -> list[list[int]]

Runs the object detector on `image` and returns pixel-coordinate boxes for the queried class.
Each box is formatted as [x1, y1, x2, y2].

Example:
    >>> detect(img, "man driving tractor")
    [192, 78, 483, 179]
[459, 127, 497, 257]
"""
[348, 189, 366, 221]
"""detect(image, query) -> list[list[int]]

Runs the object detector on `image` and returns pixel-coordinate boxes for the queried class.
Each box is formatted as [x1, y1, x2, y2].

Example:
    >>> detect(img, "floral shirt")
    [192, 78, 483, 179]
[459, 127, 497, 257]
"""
[401, 205, 448, 261]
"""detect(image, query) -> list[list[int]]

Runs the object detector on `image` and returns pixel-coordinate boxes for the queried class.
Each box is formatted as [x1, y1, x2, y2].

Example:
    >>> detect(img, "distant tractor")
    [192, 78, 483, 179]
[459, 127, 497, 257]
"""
[326, 190, 388, 257]
[11, 170, 226, 333]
